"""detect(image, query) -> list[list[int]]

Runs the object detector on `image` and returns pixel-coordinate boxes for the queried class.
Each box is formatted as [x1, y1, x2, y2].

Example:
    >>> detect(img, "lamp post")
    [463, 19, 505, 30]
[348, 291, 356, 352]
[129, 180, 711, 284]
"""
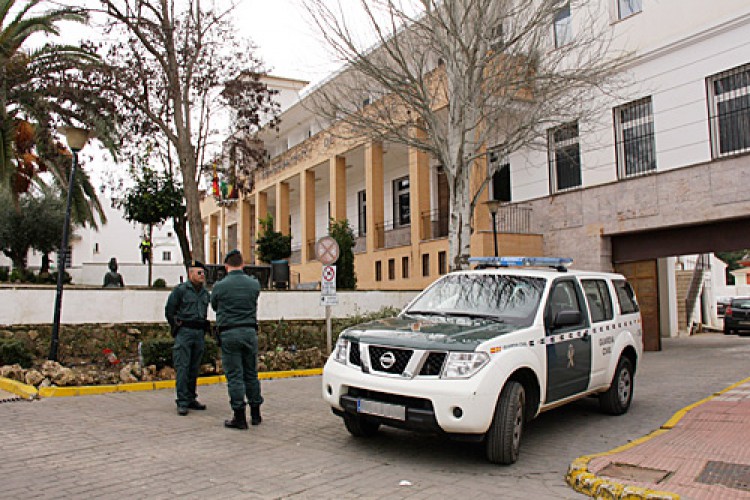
[49, 126, 90, 361]
[484, 199, 501, 258]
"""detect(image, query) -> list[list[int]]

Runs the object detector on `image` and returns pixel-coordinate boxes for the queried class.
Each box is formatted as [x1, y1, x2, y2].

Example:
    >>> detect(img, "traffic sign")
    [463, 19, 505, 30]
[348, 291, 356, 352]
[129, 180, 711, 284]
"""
[320, 295, 339, 306]
[321, 265, 337, 296]
[316, 236, 340, 265]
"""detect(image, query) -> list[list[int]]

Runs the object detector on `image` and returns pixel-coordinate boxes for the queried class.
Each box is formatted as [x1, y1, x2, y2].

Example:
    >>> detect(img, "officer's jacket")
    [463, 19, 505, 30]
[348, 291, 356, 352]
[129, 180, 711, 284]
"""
[210, 270, 260, 327]
[165, 281, 210, 329]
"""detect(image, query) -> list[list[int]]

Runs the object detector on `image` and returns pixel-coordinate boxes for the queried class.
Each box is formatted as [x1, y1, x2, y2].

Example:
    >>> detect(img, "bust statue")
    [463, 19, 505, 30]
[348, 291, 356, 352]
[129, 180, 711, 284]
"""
[103, 258, 125, 288]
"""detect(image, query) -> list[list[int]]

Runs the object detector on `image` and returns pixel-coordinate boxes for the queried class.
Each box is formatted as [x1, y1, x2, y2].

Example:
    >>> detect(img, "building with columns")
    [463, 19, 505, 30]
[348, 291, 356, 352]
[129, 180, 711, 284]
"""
[203, 1, 750, 348]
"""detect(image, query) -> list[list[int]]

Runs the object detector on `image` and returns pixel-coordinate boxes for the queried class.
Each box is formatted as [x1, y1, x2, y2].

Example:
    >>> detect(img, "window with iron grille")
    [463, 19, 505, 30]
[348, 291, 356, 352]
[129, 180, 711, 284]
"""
[708, 63, 750, 158]
[617, 0, 641, 20]
[489, 150, 511, 202]
[615, 97, 656, 178]
[392, 176, 410, 227]
[553, 2, 572, 48]
[357, 190, 366, 236]
[548, 122, 581, 193]
[162, 251, 172, 262]
[375, 261, 382, 282]
[422, 253, 430, 277]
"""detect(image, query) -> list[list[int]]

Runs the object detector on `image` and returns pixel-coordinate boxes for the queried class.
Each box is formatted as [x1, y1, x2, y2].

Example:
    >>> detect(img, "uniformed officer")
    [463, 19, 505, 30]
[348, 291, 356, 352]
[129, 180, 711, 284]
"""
[211, 249, 262, 430]
[165, 260, 210, 416]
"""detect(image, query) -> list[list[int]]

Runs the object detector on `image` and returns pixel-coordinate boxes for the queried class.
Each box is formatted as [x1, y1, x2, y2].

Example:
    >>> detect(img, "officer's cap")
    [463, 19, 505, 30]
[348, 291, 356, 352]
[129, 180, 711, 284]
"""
[187, 260, 206, 270]
[224, 249, 242, 263]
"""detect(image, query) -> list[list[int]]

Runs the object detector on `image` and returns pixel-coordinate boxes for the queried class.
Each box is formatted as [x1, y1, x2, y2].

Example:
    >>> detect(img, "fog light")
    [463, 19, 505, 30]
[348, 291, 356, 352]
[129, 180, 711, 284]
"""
[452, 406, 463, 418]
[326, 385, 333, 395]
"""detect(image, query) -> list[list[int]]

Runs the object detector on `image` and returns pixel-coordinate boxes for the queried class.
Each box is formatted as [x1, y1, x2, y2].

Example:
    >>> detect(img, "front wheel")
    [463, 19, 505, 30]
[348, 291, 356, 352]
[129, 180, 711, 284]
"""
[343, 412, 380, 437]
[599, 357, 634, 415]
[485, 381, 525, 465]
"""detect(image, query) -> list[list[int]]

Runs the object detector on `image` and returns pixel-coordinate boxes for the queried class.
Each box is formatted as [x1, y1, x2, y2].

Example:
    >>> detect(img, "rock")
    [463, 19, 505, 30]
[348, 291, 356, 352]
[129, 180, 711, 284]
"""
[39, 378, 52, 388]
[119, 365, 137, 384]
[127, 328, 141, 336]
[24, 369, 44, 386]
[199, 363, 214, 375]
[53, 367, 77, 386]
[157, 366, 175, 380]
[41, 360, 64, 378]
[131, 362, 143, 378]
[27, 330, 39, 341]
[0, 330, 13, 339]
[215, 359, 222, 373]
[0, 364, 25, 382]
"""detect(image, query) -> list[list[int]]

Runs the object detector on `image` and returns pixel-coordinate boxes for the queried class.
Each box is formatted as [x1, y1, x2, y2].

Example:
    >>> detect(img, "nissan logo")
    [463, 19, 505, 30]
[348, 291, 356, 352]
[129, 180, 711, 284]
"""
[379, 351, 396, 369]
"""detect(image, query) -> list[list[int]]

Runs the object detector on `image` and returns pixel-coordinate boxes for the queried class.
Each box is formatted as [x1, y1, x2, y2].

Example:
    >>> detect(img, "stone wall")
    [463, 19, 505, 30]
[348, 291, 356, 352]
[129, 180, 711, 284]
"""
[528, 155, 750, 271]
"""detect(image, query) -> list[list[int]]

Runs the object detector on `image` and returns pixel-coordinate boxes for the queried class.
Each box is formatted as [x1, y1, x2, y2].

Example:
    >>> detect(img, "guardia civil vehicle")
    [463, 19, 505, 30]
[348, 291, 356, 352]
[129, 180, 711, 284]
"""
[322, 257, 643, 464]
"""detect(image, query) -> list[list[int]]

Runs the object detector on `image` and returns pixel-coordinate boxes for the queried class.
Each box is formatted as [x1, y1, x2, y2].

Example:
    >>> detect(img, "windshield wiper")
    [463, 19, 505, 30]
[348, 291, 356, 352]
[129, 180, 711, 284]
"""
[404, 310, 449, 318]
[440, 311, 506, 323]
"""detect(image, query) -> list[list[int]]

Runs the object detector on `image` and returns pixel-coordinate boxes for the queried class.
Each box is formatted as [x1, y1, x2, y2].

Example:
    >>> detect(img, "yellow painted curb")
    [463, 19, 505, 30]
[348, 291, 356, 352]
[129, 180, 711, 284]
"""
[566, 375, 750, 500]
[0, 376, 38, 400]
[28, 368, 323, 398]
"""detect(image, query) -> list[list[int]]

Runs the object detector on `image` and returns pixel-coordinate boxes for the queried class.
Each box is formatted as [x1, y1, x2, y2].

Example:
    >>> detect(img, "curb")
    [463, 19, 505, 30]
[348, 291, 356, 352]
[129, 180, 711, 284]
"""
[566, 376, 750, 500]
[0, 368, 323, 399]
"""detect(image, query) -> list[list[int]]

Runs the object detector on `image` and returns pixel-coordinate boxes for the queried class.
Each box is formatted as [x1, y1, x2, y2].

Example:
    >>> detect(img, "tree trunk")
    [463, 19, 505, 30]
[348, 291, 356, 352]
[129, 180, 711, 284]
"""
[180, 152, 205, 263]
[173, 212, 192, 266]
[448, 167, 473, 271]
[40, 253, 50, 275]
[147, 224, 153, 287]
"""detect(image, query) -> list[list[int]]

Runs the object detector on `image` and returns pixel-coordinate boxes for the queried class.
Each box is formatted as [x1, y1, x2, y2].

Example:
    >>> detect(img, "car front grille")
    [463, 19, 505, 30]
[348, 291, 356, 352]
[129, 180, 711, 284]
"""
[419, 352, 447, 376]
[349, 341, 361, 366]
[368, 346, 413, 374]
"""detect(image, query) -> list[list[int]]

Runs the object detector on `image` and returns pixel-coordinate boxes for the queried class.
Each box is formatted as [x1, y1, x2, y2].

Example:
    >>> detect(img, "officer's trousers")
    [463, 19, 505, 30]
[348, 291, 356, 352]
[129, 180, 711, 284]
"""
[173, 329, 205, 408]
[221, 328, 263, 410]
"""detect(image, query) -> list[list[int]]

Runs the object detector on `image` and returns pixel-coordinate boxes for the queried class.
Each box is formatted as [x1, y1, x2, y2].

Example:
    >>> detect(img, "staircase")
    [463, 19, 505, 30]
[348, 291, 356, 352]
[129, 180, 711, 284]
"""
[685, 254, 709, 334]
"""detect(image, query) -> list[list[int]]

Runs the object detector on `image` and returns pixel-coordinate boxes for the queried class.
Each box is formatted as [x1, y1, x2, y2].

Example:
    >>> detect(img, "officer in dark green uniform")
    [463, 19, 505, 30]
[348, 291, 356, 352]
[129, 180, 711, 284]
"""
[165, 260, 210, 416]
[211, 249, 262, 430]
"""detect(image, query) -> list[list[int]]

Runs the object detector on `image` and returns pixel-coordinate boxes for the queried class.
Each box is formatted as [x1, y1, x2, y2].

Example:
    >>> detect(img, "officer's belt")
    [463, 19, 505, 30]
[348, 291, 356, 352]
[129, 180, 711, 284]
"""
[177, 319, 210, 330]
[217, 323, 258, 333]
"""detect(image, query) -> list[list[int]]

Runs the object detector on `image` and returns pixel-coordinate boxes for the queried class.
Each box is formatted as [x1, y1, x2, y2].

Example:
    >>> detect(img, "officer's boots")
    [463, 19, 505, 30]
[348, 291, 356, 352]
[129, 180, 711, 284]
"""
[224, 408, 249, 430]
[250, 404, 262, 425]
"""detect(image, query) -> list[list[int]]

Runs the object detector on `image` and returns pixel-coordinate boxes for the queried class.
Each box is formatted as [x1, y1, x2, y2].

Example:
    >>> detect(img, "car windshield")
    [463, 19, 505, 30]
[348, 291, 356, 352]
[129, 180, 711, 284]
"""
[732, 298, 750, 309]
[404, 274, 546, 327]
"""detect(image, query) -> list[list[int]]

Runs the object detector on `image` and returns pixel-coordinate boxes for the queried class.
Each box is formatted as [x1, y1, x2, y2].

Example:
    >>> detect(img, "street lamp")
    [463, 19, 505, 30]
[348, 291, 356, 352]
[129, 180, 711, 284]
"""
[49, 126, 90, 361]
[484, 199, 502, 258]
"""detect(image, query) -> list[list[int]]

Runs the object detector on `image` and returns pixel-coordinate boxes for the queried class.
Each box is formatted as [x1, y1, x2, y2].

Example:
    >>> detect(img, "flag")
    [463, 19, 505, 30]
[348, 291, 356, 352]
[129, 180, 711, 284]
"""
[211, 163, 220, 197]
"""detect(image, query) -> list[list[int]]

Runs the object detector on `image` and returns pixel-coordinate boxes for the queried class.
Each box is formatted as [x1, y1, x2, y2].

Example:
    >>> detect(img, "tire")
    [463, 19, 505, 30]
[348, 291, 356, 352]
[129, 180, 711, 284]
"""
[599, 357, 634, 416]
[343, 412, 380, 437]
[485, 381, 525, 465]
[724, 327, 732, 335]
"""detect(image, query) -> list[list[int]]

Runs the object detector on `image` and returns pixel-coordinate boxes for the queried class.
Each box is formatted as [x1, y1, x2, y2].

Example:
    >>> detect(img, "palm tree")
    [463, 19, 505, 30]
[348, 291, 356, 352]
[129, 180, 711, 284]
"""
[0, 0, 117, 227]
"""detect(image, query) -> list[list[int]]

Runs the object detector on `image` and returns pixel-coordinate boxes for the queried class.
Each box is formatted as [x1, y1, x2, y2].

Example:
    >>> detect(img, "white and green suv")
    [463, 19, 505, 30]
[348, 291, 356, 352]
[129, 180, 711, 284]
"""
[322, 257, 643, 464]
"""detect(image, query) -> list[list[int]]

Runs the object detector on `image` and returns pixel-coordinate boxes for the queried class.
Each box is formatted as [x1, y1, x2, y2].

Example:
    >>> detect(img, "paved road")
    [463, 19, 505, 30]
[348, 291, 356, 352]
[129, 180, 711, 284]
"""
[1, 334, 749, 499]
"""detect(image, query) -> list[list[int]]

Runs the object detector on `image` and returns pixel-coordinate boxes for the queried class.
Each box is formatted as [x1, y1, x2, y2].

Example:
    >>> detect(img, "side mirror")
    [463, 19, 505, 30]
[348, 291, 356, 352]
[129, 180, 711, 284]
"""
[554, 310, 581, 328]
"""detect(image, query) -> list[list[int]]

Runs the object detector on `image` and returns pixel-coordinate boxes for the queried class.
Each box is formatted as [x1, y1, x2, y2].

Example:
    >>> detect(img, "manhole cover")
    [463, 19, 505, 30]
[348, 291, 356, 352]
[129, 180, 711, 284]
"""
[598, 462, 672, 484]
[696, 461, 750, 492]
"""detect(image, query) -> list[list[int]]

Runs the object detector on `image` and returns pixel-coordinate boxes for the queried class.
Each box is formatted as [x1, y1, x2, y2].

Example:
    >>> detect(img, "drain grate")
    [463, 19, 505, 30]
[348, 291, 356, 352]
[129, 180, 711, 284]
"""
[598, 462, 673, 484]
[696, 461, 750, 492]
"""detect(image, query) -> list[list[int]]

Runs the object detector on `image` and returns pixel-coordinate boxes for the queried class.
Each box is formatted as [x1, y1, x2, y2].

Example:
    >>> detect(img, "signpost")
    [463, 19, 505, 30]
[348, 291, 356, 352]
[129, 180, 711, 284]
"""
[316, 236, 340, 353]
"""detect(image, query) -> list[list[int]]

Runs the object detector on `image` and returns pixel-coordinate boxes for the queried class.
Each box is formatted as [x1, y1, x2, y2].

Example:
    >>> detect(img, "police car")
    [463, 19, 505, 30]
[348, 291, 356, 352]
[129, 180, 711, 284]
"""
[322, 257, 643, 464]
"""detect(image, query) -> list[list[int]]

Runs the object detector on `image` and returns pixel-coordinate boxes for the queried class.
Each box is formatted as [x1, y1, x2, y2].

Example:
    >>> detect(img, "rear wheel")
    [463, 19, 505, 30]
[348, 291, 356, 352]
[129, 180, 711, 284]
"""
[485, 381, 525, 465]
[343, 412, 380, 437]
[599, 357, 634, 415]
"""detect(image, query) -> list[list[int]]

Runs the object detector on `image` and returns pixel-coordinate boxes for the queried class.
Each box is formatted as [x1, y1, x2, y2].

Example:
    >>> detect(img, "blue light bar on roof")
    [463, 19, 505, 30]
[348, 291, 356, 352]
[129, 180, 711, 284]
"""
[468, 256, 573, 268]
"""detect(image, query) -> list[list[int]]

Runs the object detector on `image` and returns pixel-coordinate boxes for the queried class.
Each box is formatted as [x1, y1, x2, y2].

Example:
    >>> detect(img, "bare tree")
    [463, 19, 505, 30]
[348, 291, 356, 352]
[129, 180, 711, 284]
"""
[305, 0, 631, 270]
[86, 0, 278, 262]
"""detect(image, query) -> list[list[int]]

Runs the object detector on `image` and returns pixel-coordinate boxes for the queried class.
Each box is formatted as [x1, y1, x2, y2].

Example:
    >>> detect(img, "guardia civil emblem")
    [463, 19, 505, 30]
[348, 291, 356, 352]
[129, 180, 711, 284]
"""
[567, 344, 575, 368]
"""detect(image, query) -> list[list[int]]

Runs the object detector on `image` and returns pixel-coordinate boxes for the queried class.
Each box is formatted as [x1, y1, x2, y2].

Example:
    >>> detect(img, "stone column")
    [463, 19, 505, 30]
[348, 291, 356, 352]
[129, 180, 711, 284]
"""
[409, 128, 430, 246]
[276, 181, 290, 235]
[329, 155, 347, 222]
[254, 190, 268, 246]
[239, 196, 252, 262]
[301, 169, 316, 262]
[365, 141, 384, 252]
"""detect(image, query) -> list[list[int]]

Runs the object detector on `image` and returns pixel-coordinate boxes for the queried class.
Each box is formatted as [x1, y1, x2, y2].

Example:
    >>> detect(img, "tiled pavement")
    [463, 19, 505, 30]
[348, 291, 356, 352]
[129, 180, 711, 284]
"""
[1, 334, 749, 499]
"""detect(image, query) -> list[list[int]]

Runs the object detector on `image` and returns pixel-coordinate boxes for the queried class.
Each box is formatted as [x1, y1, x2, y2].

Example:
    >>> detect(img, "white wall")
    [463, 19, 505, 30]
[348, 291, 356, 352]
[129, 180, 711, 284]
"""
[0, 287, 418, 325]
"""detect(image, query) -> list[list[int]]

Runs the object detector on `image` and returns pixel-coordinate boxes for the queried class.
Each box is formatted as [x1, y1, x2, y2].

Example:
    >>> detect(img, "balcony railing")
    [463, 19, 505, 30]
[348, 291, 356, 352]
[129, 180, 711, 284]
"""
[420, 209, 449, 240]
[374, 219, 411, 249]
[493, 203, 533, 234]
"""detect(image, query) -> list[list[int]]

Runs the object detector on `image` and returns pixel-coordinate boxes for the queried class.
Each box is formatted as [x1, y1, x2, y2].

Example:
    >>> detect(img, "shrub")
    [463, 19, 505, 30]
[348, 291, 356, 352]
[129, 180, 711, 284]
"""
[255, 214, 291, 263]
[9, 268, 34, 283]
[141, 336, 219, 369]
[0, 338, 33, 368]
[0, 267, 9, 281]
[329, 219, 357, 289]
[152, 278, 167, 288]
[49, 270, 71, 284]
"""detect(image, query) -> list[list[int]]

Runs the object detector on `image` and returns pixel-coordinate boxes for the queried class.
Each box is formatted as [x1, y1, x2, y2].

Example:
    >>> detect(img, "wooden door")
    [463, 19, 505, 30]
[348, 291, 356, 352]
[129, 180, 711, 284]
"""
[615, 260, 660, 351]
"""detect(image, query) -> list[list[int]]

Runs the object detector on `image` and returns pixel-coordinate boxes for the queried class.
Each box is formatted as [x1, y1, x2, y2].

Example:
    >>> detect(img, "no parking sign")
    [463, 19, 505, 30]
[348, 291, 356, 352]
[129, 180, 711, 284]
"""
[321, 265, 338, 305]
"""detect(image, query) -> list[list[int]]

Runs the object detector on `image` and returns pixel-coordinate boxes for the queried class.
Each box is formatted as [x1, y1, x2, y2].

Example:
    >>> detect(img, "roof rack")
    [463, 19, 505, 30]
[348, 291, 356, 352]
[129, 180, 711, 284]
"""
[468, 256, 573, 272]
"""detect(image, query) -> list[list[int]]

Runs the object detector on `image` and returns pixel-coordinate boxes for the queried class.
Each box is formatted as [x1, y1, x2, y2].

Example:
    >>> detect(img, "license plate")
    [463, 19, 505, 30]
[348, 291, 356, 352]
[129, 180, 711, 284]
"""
[357, 398, 406, 421]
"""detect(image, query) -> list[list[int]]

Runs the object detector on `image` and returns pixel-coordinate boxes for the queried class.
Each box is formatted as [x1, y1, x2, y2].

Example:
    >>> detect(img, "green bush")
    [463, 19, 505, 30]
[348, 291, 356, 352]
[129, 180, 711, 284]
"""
[9, 268, 34, 283]
[152, 278, 167, 288]
[141, 336, 219, 369]
[0, 338, 33, 368]
[49, 270, 72, 284]
[0, 267, 9, 281]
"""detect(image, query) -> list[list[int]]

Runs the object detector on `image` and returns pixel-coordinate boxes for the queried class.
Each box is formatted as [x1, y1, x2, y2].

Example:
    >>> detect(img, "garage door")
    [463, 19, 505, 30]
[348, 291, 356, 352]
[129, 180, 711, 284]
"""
[615, 260, 660, 351]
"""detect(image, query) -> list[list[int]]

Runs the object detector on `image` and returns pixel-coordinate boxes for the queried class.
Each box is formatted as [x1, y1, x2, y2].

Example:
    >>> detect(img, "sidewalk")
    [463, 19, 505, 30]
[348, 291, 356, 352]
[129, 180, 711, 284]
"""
[568, 377, 750, 499]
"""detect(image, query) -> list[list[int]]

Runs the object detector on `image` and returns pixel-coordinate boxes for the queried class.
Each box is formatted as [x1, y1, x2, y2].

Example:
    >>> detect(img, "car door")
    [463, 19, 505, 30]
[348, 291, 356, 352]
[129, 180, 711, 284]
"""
[581, 278, 616, 388]
[544, 277, 592, 403]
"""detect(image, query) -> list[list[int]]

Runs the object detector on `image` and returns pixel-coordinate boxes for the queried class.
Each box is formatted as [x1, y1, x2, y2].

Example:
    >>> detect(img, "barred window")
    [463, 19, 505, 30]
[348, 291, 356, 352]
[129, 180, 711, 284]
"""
[553, 2, 572, 48]
[615, 97, 656, 178]
[617, 0, 641, 20]
[548, 122, 581, 193]
[708, 63, 750, 158]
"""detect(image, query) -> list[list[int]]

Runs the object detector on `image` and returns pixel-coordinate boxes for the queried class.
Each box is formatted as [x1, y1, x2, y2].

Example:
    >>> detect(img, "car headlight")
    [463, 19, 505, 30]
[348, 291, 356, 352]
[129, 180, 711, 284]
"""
[441, 352, 489, 379]
[333, 337, 349, 364]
